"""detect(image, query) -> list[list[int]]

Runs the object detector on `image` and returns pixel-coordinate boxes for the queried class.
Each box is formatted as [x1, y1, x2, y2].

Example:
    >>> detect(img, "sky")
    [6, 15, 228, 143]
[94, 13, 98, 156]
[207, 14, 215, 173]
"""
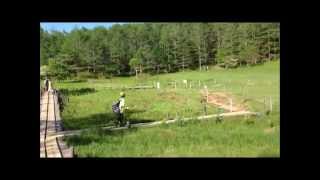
[40, 23, 126, 32]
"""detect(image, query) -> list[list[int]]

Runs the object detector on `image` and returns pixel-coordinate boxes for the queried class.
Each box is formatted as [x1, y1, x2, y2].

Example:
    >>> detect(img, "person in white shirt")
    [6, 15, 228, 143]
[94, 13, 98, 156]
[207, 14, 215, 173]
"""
[117, 92, 128, 127]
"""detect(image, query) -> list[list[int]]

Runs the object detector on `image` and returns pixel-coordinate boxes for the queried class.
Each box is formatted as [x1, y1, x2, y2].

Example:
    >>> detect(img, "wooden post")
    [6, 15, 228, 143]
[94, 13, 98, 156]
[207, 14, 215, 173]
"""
[157, 82, 160, 89]
[198, 80, 201, 89]
[204, 85, 208, 103]
[204, 102, 207, 115]
[135, 69, 138, 79]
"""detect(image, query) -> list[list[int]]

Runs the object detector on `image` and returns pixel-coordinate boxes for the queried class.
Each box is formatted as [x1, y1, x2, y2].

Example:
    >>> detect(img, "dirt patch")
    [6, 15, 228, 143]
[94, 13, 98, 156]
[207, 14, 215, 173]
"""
[264, 127, 276, 134]
[158, 91, 182, 102]
[200, 90, 247, 112]
[263, 126, 280, 134]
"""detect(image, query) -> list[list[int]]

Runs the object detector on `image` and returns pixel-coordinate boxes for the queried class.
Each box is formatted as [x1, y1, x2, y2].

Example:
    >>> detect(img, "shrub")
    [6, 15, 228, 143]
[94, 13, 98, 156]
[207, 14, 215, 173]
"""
[76, 71, 97, 80]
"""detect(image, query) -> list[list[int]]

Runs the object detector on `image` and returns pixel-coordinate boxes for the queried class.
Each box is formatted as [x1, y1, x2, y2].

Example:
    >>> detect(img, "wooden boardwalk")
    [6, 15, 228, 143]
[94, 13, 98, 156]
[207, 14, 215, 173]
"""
[50, 110, 258, 138]
[40, 90, 73, 158]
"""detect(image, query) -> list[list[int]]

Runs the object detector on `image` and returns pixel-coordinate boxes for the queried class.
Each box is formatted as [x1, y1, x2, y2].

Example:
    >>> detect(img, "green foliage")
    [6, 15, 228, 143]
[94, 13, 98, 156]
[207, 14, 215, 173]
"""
[48, 57, 70, 80]
[129, 58, 141, 70]
[239, 43, 260, 65]
[216, 48, 229, 64]
[40, 65, 50, 78]
[40, 23, 280, 76]
[76, 71, 97, 80]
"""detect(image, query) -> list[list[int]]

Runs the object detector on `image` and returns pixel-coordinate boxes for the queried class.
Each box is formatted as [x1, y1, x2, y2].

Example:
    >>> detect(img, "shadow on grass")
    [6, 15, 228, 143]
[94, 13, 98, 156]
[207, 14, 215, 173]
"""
[129, 119, 155, 124]
[66, 127, 140, 146]
[257, 153, 279, 158]
[64, 111, 157, 146]
[59, 88, 96, 96]
[62, 79, 87, 83]
[64, 109, 155, 130]
[257, 148, 280, 157]
[64, 112, 116, 130]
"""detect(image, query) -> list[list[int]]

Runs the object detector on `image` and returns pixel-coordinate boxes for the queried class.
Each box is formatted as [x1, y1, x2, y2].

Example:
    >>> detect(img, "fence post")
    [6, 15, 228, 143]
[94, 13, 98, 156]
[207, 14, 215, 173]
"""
[204, 85, 208, 103]
[204, 102, 207, 115]
[157, 82, 160, 89]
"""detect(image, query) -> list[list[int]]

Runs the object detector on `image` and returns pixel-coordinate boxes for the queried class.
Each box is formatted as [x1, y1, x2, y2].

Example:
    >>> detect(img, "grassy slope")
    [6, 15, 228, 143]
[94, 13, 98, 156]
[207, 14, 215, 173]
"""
[54, 61, 279, 157]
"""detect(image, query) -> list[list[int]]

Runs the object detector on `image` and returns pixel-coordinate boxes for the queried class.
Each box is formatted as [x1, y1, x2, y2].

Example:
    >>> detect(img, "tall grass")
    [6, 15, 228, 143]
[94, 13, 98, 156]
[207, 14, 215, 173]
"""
[66, 114, 279, 157]
[55, 60, 279, 157]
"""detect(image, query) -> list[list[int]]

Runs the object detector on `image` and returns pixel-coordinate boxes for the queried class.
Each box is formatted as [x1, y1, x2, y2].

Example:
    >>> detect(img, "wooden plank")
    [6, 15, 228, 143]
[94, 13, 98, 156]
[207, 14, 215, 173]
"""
[52, 111, 259, 137]
[41, 90, 73, 158]
[45, 138, 62, 158]
[46, 92, 56, 133]
[40, 91, 48, 158]
[57, 137, 73, 158]
[126, 86, 154, 89]
[44, 92, 62, 158]
[53, 93, 63, 131]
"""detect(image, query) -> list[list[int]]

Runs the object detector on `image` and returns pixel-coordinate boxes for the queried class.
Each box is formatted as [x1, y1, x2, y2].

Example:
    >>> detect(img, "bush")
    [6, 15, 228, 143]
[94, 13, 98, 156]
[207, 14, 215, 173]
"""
[76, 71, 98, 80]
[48, 58, 70, 80]
[40, 65, 50, 78]
[218, 55, 239, 69]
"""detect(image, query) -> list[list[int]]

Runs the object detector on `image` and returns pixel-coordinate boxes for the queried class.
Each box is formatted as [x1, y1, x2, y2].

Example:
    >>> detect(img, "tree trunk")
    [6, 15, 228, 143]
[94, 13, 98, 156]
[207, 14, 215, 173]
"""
[182, 54, 185, 72]
[268, 30, 271, 61]
[135, 68, 138, 78]
[174, 40, 177, 64]
[198, 45, 202, 71]
[92, 50, 96, 73]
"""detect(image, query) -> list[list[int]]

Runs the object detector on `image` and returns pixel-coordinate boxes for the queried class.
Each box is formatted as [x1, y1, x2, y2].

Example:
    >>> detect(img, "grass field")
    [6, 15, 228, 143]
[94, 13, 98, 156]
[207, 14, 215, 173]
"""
[53, 61, 280, 157]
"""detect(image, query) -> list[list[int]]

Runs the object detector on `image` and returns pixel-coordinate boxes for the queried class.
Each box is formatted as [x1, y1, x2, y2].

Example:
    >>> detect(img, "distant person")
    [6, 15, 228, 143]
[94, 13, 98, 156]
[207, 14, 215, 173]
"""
[48, 80, 53, 92]
[112, 92, 129, 127]
[44, 77, 49, 91]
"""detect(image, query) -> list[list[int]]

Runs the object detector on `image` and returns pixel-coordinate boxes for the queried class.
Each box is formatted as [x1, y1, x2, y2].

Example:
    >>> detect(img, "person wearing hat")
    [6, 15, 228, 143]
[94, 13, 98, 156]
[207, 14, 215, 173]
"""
[118, 92, 129, 127]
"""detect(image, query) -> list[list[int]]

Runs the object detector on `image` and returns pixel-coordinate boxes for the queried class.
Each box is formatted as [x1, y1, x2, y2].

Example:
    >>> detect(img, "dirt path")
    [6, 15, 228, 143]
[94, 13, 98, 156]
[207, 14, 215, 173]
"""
[201, 91, 247, 112]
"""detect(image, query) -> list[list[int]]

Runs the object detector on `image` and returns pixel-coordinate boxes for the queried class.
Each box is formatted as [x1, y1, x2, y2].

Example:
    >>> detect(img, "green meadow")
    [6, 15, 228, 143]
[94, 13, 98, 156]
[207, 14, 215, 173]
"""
[54, 61, 279, 157]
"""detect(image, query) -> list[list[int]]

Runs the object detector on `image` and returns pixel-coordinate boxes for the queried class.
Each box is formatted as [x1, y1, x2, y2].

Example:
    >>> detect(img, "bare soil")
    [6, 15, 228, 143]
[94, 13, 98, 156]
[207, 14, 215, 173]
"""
[200, 90, 247, 112]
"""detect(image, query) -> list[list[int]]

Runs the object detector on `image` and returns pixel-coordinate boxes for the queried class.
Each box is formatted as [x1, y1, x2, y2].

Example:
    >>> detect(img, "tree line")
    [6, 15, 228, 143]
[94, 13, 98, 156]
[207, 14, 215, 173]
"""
[40, 23, 279, 79]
